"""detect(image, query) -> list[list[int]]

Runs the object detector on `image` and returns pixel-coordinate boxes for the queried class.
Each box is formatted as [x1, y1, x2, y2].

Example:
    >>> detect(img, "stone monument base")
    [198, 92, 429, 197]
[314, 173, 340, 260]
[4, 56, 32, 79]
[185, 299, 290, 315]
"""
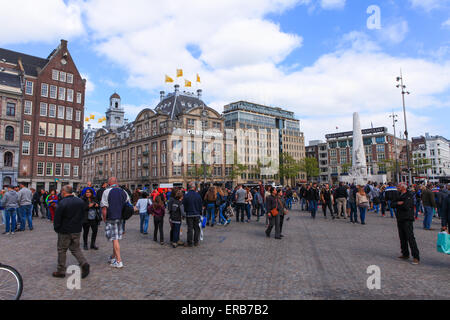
[340, 174, 387, 186]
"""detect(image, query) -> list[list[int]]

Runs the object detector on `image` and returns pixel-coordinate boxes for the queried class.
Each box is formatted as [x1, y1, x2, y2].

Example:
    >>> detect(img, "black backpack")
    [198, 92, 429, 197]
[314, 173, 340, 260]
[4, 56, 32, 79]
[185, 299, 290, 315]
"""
[121, 202, 134, 220]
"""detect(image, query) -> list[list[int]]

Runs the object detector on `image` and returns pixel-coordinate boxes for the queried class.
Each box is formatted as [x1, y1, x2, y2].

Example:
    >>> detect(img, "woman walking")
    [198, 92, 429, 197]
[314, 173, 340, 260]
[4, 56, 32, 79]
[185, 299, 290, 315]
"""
[218, 187, 230, 225]
[136, 192, 150, 234]
[82, 188, 101, 250]
[168, 190, 184, 248]
[149, 195, 165, 244]
[245, 187, 253, 223]
[356, 186, 370, 225]
[47, 189, 58, 222]
[204, 187, 217, 227]
[265, 187, 283, 239]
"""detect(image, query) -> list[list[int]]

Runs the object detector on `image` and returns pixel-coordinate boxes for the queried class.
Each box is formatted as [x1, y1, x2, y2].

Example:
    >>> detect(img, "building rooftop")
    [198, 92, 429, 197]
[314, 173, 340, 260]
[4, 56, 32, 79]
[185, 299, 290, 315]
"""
[223, 100, 296, 120]
[0, 48, 49, 77]
[155, 90, 207, 120]
[0, 71, 21, 88]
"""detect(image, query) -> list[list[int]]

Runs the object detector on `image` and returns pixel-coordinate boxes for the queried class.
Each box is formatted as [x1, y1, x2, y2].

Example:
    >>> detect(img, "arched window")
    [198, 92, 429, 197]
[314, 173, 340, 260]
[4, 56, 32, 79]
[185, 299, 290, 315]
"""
[4, 152, 13, 167]
[5, 126, 14, 141]
[115, 102, 118, 108]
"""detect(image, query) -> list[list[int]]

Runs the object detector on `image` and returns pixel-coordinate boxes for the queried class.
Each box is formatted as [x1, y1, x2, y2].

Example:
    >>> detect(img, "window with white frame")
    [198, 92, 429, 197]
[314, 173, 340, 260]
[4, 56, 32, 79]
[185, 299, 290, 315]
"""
[23, 121, 31, 135]
[22, 141, 30, 155]
[66, 107, 73, 120]
[37, 142, 45, 156]
[74, 146, 80, 158]
[65, 125, 72, 139]
[75, 128, 80, 140]
[40, 103, 47, 116]
[58, 87, 65, 100]
[59, 71, 66, 82]
[55, 163, 62, 176]
[52, 69, 59, 81]
[49, 104, 56, 117]
[66, 89, 73, 102]
[57, 124, 64, 138]
[24, 101, 32, 115]
[47, 142, 54, 156]
[67, 73, 73, 84]
[64, 144, 71, 157]
[37, 162, 44, 176]
[76, 92, 82, 104]
[75, 110, 81, 121]
[73, 165, 79, 177]
[46, 162, 53, 176]
[41, 83, 48, 97]
[39, 122, 46, 136]
[25, 81, 33, 95]
[58, 105, 64, 119]
[63, 163, 70, 176]
[48, 123, 55, 137]
[50, 85, 57, 99]
[56, 143, 63, 157]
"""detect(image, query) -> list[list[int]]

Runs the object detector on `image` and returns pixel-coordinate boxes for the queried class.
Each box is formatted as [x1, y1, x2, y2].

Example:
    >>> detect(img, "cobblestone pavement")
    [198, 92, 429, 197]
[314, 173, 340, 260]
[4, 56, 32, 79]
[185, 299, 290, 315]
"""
[1, 205, 449, 300]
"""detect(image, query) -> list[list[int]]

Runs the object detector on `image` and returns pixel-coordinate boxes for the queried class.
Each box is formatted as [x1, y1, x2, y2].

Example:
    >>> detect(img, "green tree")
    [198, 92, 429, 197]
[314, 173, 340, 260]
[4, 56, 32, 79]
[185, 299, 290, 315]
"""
[299, 157, 319, 182]
[226, 151, 246, 186]
[279, 153, 302, 185]
[411, 155, 432, 176]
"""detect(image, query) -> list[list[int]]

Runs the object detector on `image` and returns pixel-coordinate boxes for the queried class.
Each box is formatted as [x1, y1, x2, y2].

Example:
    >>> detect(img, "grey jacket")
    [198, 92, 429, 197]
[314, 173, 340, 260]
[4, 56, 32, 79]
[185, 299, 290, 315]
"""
[235, 188, 246, 204]
[18, 187, 33, 206]
[2, 190, 19, 209]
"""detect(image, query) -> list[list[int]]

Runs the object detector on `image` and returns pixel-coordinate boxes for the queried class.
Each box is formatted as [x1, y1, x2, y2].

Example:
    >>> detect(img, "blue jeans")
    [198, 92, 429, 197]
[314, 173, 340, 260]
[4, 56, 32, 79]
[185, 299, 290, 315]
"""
[206, 203, 216, 225]
[349, 202, 358, 222]
[171, 222, 181, 243]
[246, 203, 251, 220]
[387, 200, 396, 218]
[423, 206, 434, 229]
[359, 206, 367, 224]
[373, 204, 379, 214]
[286, 197, 292, 210]
[310, 200, 318, 218]
[415, 201, 423, 218]
[4, 208, 17, 233]
[19, 205, 33, 230]
[140, 212, 149, 233]
[301, 198, 306, 210]
[218, 203, 227, 224]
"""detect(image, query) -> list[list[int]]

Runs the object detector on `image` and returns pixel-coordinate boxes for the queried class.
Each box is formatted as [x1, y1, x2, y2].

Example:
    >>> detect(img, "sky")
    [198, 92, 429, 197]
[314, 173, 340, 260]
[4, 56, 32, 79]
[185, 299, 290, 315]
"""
[1, 0, 449, 143]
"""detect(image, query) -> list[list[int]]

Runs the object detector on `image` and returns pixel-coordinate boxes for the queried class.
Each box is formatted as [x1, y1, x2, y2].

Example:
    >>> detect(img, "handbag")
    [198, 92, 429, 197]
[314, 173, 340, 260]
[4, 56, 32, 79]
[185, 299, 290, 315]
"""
[437, 232, 450, 254]
[270, 208, 279, 217]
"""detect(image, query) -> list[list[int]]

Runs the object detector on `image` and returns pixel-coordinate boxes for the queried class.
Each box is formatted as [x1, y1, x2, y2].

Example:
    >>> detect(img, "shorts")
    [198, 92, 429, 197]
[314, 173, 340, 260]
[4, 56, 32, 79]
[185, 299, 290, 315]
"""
[105, 219, 123, 241]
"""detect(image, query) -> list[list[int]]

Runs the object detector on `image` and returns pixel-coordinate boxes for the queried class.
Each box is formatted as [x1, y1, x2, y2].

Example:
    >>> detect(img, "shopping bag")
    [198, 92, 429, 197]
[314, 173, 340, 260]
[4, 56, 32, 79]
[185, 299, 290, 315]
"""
[201, 216, 207, 228]
[437, 232, 450, 255]
[199, 220, 204, 241]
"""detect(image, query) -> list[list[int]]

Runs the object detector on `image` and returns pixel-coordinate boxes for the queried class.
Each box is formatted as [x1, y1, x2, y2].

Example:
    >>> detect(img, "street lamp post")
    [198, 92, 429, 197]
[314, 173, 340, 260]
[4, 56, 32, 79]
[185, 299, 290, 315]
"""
[396, 70, 412, 185]
[389, 111, 399, 183]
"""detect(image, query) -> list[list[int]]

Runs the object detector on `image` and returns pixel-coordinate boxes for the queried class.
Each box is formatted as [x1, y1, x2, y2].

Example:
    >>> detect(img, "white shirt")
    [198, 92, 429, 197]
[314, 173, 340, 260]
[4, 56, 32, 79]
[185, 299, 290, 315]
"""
[136, 198, 151, 214]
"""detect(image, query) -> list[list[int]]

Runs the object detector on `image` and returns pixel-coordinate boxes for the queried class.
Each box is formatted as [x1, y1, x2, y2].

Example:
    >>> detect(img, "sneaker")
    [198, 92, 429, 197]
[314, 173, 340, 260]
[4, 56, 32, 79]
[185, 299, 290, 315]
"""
[171, 243, 177, 248]
[411, 258, 420, 265]
[10, 232, 14, 235]
[110, 261, 124, 268]
[52, 271, 66, 278]
[108, 255, 116, 264]
[398, 255, 409, 260]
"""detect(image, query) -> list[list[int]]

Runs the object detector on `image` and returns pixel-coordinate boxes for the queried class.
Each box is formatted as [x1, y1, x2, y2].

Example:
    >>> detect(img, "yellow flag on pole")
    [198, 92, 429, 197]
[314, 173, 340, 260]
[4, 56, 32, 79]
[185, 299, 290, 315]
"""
[196, 74, 200, 83]
[85, 117, 89, 122]
[98, 119, 103, 123]
[176, 69, 183, 77]
[185, 79, 192, 87]
[90, 114, 95, 120]
[165, 75, 174, 83]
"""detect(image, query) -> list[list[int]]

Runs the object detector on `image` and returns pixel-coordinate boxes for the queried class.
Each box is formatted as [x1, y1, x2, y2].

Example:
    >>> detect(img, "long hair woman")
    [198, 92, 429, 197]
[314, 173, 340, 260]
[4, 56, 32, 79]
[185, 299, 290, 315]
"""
[356, 186, 370, 225]
[204, 187, 217, 227]
[82, 188, 101, 250]
[149, 195, 165, 244]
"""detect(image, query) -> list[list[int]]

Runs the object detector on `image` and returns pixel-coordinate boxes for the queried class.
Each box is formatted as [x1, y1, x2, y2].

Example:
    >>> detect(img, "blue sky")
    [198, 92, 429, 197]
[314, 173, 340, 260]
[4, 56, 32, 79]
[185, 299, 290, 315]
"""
[1, 0, 449, 142]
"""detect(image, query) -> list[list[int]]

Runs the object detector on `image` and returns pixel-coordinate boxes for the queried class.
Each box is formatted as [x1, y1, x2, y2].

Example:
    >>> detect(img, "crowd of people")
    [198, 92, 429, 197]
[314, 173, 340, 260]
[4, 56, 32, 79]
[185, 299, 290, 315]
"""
[2, 177, 449, 277]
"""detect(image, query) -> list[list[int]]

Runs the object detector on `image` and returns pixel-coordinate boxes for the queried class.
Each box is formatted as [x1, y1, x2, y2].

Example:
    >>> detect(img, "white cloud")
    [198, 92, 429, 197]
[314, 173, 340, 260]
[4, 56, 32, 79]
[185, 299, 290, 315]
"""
[320, 0, 346, 10]
[0, 0, 84, 45]
[409, 0, 450, 11]
[443, 19, 450, 29]
[378, 20, 409, 44]
[80, 73, 95, 94]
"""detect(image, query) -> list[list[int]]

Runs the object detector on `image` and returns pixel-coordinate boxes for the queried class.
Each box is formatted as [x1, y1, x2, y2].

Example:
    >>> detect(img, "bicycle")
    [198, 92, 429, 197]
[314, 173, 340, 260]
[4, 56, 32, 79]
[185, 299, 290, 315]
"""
[0, 263, 23, 300]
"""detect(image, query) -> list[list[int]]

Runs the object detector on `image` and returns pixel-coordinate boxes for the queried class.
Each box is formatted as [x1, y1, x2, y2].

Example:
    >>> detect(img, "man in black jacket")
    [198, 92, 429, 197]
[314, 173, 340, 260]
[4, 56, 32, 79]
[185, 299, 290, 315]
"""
[391, 183, 420, 265]
[441, 184, 450, 232]
[53, 185, 90, 278]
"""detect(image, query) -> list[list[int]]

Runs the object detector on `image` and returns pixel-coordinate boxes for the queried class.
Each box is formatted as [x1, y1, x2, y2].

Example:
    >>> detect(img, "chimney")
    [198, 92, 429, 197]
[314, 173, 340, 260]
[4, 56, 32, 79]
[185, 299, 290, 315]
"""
[197, 89, 202, 100]
[160, 91, 165, 101]
[174, 84, 180, 96]
[60, 39, 68, 49]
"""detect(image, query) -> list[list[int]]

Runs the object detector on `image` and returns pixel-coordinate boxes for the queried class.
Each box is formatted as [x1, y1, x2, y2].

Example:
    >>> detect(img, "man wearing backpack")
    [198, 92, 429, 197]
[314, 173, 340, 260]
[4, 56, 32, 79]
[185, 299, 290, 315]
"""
[101, 177, 130, 268]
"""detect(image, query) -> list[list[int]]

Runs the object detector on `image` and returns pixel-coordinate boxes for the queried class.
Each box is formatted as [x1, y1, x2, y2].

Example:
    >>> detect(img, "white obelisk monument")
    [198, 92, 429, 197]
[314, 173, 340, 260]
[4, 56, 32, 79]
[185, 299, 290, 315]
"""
[351, 112, 368, 185]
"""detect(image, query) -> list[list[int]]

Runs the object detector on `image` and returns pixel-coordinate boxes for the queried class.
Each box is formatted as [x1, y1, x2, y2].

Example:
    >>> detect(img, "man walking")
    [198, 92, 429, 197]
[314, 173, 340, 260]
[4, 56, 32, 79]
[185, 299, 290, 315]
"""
[391, 183, 420, 265]
[101, 177, 130, 268]
[1, 185, 18, 235]
[321, 184, 334, 219]
[422, 184, 437, 230]
[17, 183, 33, 231]
[52, 185, 90, 278]
[182, 182, 203, 247]
[235, 185, 247, 223]
[335, 182, 348, 219]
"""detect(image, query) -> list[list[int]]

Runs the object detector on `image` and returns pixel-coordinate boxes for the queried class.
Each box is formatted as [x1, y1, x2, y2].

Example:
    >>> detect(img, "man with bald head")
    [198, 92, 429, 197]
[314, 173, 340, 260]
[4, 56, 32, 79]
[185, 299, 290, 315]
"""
[53, 185, 90, 278]
[101, 177, 130, 268]
[391, 183, 420, 265]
